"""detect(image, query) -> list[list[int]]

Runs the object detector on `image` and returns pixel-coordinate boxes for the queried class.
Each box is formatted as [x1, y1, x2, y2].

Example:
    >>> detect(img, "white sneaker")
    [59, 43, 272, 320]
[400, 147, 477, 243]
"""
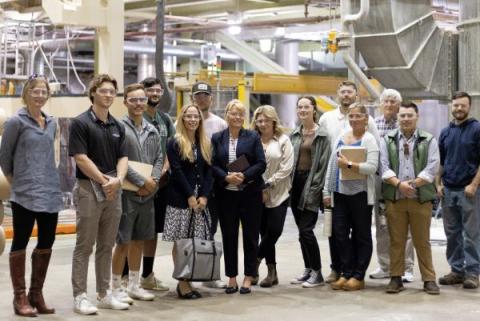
[96, 292, 130, 310]
[202, 280, 227, 289]
[141, 272, 169, 291]
[73, 293, 98, 315]
[112, 287, 134, 305]
[302, 270, 325, 288]
[369, 267, 390, 279]
[128, 285, 155, 301]
[291, 268, 312, 284]
[402, 271, 414, 283]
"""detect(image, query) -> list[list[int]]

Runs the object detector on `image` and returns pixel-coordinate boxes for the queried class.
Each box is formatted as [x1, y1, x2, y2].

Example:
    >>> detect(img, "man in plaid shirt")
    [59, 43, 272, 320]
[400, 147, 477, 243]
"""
[370, 89, 416, 283]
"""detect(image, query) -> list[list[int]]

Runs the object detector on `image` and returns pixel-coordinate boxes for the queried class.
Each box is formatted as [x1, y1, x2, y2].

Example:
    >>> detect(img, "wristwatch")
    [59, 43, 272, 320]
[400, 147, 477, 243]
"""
[347, 161, 353, 169]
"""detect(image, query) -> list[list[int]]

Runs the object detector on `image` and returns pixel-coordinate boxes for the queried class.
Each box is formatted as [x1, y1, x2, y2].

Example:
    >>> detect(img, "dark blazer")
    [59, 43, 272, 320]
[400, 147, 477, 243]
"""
[166, 138, 213, 208]
[211, 128, 266, 194]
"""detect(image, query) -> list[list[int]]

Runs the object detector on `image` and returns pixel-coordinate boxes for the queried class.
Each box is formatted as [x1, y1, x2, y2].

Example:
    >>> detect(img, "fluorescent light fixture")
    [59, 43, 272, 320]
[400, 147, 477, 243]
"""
[228, 25, 242, 35]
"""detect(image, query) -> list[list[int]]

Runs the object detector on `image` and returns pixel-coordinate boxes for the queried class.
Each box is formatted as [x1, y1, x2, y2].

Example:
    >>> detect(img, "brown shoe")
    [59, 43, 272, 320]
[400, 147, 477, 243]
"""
[28, 249, 55, 314]
[386, 276, 405, 294]
[251, 258, 262, 286]
[330, 276, 348, 290]
[463, 275, 479, 289]
[9, 250, 37, 317]
[343, 278, 365, 291]
[260, 264, 278, 288]
[424, 281, 440, 295]
[325, 270, 340, 284]
[438, 272, 464, 285]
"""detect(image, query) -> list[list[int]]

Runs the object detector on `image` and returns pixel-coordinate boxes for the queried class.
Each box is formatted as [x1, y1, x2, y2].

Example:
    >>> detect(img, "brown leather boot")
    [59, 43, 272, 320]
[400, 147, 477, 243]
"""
[28, 249, 55, 314]
[260, 264, 278, 288]
[10, 250, 37, 317]
[251, 258, 262, 286]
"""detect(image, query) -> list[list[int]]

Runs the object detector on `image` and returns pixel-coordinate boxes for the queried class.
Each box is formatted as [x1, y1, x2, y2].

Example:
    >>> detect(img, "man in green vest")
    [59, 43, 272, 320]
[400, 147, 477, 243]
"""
[379, 102, 440, 295]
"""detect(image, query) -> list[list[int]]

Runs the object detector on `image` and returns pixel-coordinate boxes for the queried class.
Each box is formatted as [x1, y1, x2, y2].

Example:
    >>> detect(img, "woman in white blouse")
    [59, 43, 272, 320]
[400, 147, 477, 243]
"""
[250, 105, 294, 287]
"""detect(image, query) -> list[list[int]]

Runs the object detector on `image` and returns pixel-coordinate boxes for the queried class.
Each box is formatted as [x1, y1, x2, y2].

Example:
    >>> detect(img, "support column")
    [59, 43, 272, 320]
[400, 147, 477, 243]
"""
[271, 41, 299, 129]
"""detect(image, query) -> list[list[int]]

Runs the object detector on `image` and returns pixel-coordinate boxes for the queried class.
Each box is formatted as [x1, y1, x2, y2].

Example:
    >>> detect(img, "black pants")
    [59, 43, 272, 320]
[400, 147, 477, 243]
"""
[258, 199, 288, 264]
[332, 192, 372, 281]
[290, 171, 321, 271]
[207, 192, 219, 238]
[217, 189, 263, 277]
[329, 235, 342, 272]
[10, 202, 58, 252]
[154, 185, 168, 233]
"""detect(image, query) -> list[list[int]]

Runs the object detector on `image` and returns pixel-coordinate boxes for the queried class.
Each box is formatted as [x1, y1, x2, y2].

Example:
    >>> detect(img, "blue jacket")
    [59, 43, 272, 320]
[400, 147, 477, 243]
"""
[439, 118, 480, 188]
[211, 128, 266, 194]
[166, 138, 213, 208]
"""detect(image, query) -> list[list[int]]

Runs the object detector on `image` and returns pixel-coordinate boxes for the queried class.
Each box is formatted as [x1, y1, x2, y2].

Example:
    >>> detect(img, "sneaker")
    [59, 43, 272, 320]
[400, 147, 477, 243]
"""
[290, 268, 311, 284]
[438, 272, 464, 285]
[128, 285, 155, 301]
[402, 271, 414, 283]
[202, 280, 227, 289]
[463, 275, 479, 289]
[369, 267, 390, 279]
[325, 270, 340, 283]
[73, 293, 98, 315]
[96, 292, 130, 310]
[424, 281, 440, 295]
[302, 270, 325, 288]
[112, 287, 134, 305]
[141, 273, 169, 291]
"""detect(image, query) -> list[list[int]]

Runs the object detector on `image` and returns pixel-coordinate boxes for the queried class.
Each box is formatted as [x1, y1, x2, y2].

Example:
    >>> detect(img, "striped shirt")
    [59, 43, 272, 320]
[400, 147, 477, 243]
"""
[226, 136, 239, 191]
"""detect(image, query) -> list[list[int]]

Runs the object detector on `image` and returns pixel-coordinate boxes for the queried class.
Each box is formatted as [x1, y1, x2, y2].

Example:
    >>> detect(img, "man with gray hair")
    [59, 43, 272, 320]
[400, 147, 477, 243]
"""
[370, 89, 416, 283]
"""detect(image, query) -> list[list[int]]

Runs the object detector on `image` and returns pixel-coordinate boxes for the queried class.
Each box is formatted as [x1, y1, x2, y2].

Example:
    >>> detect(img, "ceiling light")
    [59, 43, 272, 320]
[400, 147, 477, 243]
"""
[228, 25, 242, 35]
[259, 39, 272, 52]
[274, 27, 285, 37]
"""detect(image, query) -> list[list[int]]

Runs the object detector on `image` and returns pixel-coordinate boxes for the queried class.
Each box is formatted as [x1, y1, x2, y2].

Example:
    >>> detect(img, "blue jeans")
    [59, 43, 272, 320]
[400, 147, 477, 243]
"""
[442, 187, 480, 276]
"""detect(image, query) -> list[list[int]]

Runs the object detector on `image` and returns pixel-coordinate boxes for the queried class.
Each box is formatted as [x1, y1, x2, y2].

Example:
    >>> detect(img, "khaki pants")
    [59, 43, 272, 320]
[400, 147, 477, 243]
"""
[386, 199, 436, 281]
[71, 179, 122, 297]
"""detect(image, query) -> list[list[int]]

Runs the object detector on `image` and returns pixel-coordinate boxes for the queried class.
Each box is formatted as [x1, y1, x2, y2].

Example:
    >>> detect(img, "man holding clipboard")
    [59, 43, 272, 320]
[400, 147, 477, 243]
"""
[111, 84, 163, 303]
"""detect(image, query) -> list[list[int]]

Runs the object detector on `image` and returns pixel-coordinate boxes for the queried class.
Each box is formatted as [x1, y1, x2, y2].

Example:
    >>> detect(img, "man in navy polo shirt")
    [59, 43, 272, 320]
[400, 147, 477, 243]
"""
[437, 91, 480, 289]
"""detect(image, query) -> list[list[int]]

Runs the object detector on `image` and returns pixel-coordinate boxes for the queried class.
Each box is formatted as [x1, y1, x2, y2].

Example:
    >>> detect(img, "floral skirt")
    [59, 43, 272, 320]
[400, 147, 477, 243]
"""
[162, 206, 211, 241]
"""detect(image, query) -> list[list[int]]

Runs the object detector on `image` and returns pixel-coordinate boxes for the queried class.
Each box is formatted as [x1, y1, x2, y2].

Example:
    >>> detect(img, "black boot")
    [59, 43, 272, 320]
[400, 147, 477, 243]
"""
[251, 258, 262, 286]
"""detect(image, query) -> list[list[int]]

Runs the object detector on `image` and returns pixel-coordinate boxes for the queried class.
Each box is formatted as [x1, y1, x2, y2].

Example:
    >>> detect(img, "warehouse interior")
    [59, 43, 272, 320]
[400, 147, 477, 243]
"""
[0, 0, 479, 320]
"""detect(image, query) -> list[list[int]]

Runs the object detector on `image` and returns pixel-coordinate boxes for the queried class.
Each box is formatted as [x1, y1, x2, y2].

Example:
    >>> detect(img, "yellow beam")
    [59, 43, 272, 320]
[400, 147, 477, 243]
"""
[197, 70, 245, 88]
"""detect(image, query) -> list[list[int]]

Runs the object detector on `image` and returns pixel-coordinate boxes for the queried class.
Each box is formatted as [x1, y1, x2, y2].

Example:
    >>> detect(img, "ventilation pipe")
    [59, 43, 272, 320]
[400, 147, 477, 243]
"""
[155, 0, 173, 113]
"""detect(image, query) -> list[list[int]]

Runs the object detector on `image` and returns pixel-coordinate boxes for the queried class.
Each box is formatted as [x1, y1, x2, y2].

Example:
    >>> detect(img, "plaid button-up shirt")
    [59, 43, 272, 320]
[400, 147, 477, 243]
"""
[375, 115, 398, 138]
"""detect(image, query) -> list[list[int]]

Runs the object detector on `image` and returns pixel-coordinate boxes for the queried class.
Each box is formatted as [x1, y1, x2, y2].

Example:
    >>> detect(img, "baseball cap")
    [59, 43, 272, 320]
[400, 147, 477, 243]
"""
[192, 82, 212, 95]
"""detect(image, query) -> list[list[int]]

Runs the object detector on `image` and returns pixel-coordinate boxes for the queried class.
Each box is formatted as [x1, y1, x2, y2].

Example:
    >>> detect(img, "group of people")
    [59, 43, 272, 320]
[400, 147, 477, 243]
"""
[0, 74, 479, 317]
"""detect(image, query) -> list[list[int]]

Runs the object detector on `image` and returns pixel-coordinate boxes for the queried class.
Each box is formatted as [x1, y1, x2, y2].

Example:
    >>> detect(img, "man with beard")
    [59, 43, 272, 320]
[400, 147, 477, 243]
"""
[191, 81, 227, 289]
[318, 80, 380, 283]
[132, 77, 174, 292]
[437, 91, 480, 289]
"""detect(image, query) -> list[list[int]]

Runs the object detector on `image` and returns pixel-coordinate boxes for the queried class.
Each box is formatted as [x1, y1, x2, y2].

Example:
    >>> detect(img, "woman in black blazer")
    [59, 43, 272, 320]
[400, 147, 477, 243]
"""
[162, 104, 213, 299]
[211, 99, 266, 294]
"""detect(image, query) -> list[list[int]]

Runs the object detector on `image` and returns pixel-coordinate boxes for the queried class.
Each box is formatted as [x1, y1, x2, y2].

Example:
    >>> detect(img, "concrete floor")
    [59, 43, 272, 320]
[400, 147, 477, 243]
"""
[1, 212, 479, 321]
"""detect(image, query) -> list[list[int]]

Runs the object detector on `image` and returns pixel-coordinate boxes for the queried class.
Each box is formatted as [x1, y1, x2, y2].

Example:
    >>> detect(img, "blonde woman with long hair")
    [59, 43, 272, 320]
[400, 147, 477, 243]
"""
[250, 105, 294, 287]
[162, 104, 213, 299]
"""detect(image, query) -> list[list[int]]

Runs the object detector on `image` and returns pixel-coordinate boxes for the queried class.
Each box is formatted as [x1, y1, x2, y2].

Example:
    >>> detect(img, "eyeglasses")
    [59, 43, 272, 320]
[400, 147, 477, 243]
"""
[403, 143, 410, 158]
[228, 112, 245, 118]
[145, 88, 164, 95]
[96, 88, 117, 97]
[126, 97, 148, 104]
[255, 119, 272, 125]
[348, 113, 366, 120]
[183, 114, 200, 120]
[29, 88, 49, 97]
[28, 74, 48, 81]
[297, 105, 313, 110]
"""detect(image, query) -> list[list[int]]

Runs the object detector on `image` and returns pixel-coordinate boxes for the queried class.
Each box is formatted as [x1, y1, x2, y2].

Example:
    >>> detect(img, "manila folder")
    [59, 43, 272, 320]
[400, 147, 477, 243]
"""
[340, 146, 367, 181]
[123, 161, 153, 191]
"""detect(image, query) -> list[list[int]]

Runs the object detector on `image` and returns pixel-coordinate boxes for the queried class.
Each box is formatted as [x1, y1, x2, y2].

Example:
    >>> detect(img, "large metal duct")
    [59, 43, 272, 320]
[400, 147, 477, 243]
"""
[344, 0, 456, 100]
[458, 0, 480, 117]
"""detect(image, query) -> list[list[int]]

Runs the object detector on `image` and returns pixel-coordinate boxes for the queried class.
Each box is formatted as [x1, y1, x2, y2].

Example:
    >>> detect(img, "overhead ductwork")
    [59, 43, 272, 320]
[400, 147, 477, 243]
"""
[343, 0, 457, 100]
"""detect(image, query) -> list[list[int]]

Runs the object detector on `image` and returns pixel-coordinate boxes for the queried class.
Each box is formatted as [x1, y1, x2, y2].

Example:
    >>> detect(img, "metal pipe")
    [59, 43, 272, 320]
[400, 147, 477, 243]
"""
[342, 51, 379, 99]
[342, 0, 370, 27]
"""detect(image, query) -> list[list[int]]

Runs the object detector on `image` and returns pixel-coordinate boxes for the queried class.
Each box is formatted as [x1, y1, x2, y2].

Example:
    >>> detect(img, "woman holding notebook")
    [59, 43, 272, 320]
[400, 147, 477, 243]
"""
[211, 99, 266, 294]
[323, 103, 379, 291]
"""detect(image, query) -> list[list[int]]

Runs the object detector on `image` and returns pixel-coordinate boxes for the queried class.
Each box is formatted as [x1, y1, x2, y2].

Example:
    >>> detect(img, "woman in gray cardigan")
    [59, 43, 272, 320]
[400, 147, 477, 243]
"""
[289, 96, 331, 288]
